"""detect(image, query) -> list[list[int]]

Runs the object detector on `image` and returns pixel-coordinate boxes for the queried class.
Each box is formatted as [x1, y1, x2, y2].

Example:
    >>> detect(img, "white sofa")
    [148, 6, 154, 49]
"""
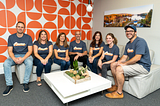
[107, 45, 160, 99]
[15, 40, 91, 84]
[14, 42, 160, 99]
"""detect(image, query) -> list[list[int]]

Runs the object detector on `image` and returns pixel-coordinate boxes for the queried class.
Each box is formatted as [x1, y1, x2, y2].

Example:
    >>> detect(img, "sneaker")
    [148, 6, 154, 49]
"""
[23, 84, 29, 92]
[106, 85, 118, 92]
[105, 91, 124, 99]
[3, 86, 13, 96]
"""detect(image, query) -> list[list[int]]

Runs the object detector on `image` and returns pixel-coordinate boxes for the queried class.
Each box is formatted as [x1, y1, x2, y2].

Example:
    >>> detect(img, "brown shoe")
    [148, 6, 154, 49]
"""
[105, 91, 124, 99]
[106, 85, 117, 92]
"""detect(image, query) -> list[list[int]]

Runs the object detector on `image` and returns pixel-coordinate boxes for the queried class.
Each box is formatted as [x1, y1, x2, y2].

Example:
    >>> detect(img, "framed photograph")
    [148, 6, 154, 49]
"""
[104, 4, 153, 27]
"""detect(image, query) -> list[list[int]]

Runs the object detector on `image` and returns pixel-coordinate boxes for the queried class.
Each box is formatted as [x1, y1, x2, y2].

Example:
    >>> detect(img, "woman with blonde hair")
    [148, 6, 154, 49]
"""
[97, 33, 119, 78]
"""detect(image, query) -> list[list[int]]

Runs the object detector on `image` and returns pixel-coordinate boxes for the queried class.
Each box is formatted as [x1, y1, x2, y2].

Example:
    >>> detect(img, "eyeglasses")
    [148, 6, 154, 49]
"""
[125, 30, 134, 33]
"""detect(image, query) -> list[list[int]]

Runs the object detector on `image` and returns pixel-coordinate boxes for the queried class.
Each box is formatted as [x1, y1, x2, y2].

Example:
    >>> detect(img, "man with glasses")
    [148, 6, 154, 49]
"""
[105, 25, 151, 98]
[3, 21, 33, 96]
[69, 31, 88, 69]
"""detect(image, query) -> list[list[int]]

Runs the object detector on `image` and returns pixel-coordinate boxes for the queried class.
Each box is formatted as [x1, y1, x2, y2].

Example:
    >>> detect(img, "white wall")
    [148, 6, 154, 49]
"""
[93, 0, 160, 65]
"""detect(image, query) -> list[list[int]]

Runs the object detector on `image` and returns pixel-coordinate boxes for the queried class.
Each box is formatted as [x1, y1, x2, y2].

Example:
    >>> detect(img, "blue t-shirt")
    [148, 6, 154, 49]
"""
[69, 40, 87, 53]
[34, 41, 52, 59]
[53, 44, 69, 58]
[90, 41, 105, 56]
[103, 44, 119, 61]
[8, 33, 32, 54]
[124, 37, 151, 72]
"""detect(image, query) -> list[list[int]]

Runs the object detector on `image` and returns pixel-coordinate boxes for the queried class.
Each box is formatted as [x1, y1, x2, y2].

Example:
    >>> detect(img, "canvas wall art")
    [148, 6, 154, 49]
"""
[104, 4, 153, 27]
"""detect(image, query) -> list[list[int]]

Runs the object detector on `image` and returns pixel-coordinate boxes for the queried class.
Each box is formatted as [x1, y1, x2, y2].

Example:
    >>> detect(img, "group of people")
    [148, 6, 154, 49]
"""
[2, 21, 89, 96]
[3, 21, 151, 99]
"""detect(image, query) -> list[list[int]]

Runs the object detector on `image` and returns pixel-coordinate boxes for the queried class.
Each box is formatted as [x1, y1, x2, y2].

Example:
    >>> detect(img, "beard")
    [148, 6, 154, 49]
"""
[127, 33, 135, 40]
[17, 31, 23, 34]
[76, 37, 80, 40]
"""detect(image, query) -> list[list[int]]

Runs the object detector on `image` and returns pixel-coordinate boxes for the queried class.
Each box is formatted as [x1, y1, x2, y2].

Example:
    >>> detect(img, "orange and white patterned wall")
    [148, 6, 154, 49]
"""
[0, 0, 93, 65]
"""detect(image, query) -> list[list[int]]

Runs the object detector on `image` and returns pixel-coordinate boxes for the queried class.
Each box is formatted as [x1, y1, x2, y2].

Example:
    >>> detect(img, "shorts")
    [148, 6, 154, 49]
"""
[121, 63, 149, 77]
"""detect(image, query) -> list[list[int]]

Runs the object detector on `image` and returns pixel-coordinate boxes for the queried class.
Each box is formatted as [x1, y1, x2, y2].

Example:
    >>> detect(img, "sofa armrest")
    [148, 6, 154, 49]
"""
[123, 64, 160, 98]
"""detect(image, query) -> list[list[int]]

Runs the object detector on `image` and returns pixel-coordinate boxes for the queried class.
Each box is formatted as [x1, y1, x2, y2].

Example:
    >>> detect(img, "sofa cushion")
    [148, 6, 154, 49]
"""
[86, 40, 91, 53]
[117, 45, 124, 58]
[149, 49, 154, 64]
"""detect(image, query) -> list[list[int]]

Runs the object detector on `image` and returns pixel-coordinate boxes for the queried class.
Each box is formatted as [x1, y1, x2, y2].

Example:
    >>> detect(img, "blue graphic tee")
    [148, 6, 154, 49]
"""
[124, 37, 151, 72]
[90, 41, 105, 56]
[8, 33, 32, 54]
[34, 41, 52, 59]
[69, 40, 87, 53]
[103, 44, 119, 61]
[53, 44, 69, 58]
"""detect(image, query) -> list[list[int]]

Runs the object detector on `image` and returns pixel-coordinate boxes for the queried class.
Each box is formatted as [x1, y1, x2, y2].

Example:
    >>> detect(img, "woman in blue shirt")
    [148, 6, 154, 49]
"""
[87, 31, 105, 74]
[33, 30, 53, 86]
[53, 32, 70, 71]
[97, 33, 119, 78]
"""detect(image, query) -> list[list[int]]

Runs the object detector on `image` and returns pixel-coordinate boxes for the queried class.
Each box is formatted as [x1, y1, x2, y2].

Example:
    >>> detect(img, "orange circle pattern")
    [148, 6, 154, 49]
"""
[0, 0, 93, 63]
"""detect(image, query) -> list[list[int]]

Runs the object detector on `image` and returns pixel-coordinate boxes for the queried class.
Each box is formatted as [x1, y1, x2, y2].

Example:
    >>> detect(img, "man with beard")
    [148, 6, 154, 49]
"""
[69, 31, 88, 69]
[3, 21, 33, 96]
[105, 25, 151, 99]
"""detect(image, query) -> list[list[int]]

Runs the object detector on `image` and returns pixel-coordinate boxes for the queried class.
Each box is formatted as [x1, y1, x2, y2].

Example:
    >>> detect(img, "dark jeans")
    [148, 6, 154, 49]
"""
[97, 60, 111, 78]
[87, 57, 99, 74]
[33, 58, 52, 77]
[69, 54, 88, 68]
[53, 58, 70, 71]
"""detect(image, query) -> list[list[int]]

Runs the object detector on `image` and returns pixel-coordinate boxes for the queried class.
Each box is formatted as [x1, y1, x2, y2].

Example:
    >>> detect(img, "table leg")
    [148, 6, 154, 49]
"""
[101, 91, 104, 97]
[65, 103, 68, 106]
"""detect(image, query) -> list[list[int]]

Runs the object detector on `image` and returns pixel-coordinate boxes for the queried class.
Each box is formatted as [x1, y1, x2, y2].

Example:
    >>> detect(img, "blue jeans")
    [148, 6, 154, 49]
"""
[33, 58, 52, 77]
[3, 54, 33, 86]
[54, 58, 70, 71]
[87, 57, 99, 74]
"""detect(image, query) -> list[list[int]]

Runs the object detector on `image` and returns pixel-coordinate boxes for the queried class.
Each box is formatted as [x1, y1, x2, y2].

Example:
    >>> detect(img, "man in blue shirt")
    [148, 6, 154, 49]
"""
[69, 31, 88, 68]
[3, 21, 33, 96]
[105, 25, 151, 99]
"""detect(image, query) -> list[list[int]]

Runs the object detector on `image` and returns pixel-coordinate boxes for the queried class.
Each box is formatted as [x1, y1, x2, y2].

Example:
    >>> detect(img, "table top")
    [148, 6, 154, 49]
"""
[44, 70, 111, 98]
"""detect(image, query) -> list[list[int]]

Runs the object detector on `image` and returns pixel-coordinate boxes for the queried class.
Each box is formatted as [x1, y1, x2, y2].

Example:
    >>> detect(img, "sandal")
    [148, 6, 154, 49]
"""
[37, 80, 42, 86]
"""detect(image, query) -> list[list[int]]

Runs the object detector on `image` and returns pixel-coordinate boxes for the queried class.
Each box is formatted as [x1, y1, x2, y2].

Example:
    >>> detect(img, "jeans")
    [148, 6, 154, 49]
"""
[54, 58, 70, 71]
[3, 54, 33, 86]
[69, 54, 88, 68]
[87, 57, 99, 74]
[33, 58, 52, 77]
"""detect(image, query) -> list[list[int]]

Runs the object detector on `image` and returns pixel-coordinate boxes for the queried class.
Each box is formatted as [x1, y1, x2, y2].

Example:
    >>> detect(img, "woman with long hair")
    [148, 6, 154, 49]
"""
[53, 32, 70, 70]
[97, 33, 119, 78]
[87, 31, 105, 74]
[33, 30, 53, 86]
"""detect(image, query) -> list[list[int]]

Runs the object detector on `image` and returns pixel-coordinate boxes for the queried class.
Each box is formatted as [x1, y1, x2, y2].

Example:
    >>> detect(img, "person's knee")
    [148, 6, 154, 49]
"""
[84, 55, 88, 60]
[101, 64, 104, 68]
[37, 62, 44, 68]
[67, 61, 70, 66]
[93, 58, 98, 64]
[115, 66, 123, 75]
[69, 55, 75, 60]
[3, 59, 12, 67]
[46, 61, 52, 67]
[111, 62, 117, 69]
[61, 60, 66, 66]
[87, 59, 90, 65]
[24, 56, 33, 66]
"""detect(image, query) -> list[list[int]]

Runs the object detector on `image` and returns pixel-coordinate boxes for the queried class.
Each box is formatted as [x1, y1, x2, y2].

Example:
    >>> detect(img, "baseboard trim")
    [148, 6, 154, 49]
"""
[0, 66, 15, 75]
[0, 67, 4, 74]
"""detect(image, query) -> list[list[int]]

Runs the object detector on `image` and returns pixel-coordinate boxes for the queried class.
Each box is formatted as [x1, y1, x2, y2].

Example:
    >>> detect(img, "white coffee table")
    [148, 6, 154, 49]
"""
[44, 70, 111, 104]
